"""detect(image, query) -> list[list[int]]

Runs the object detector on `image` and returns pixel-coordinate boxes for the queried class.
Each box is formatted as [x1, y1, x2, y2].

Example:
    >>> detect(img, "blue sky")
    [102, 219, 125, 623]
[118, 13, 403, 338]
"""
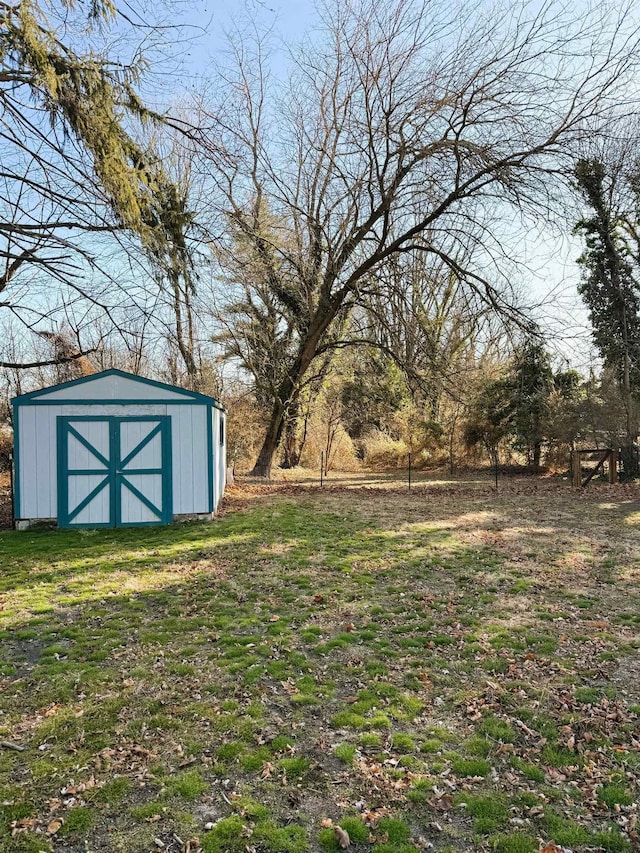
[167, 0, 318, 83]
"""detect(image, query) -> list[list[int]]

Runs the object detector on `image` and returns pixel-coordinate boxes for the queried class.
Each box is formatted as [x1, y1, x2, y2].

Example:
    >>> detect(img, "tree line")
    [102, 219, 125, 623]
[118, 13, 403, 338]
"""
[2, 0, 640, 477]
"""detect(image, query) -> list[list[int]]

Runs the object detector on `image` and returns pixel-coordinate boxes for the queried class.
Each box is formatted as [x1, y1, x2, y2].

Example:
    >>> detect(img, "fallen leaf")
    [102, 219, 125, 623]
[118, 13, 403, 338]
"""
[10, 817, 37, 836]
[362, 809, 387, 827]
[334, 825, 350, 849]
[47, 817, 64, 835]
[430, 794, 454, 811]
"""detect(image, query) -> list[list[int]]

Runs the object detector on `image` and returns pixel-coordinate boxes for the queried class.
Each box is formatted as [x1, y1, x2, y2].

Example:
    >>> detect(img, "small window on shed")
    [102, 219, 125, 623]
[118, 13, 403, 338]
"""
[219, 415, 225, 446]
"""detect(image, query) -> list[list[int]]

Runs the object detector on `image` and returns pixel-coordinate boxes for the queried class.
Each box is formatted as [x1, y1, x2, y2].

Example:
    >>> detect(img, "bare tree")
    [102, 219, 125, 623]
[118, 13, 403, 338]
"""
[194, 0, 639, 476]
[354, 253, 493, 409]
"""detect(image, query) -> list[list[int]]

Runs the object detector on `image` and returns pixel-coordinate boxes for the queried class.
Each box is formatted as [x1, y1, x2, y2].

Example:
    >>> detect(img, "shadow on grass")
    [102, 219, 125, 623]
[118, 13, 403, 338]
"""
[2, 481, 637, 624]
[1, 488, 639, 853]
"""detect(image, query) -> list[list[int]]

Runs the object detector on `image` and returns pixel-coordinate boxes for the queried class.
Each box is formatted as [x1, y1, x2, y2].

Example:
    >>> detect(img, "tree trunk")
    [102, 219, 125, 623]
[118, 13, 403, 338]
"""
[250, 400, 286, 478]
[281, 400, 301, 469]
[250, 296, 344, 476]
[448, 409, 459, 475]
[533, 441, 542, 472]
[281, 426, 300, 468]
[620, 440, 639, 480]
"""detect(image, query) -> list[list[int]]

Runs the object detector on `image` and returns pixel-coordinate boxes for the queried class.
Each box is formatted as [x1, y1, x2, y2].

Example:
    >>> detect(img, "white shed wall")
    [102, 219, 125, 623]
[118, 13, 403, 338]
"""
[212, 407, 227, 509]
[18, 403, 62, 520]
[165, 404, 210, 514]
[17, 400, 221, 521]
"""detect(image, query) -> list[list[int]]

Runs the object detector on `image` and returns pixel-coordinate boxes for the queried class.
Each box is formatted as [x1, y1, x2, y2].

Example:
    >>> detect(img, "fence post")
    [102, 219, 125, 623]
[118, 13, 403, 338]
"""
[320, 451, 324, 488]
[572, 451, 582, 487]
[609, 450, 618, 484]
[408, 452, 412, 492]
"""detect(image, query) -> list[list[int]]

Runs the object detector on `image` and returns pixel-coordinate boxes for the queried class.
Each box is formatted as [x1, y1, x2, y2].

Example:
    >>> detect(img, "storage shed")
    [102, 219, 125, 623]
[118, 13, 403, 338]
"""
[11, 369, 226, 529]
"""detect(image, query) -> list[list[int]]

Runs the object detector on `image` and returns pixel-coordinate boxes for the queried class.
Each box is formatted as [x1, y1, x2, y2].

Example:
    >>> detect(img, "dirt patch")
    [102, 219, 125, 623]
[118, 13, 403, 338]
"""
[611, 653, 640, 704]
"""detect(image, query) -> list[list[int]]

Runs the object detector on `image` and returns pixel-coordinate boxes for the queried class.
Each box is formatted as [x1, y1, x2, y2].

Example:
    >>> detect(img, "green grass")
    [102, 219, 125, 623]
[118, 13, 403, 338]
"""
[1, 483, 639, 853]
[541, 811, 590, 847]
[166, 770, 209, 800]
[478, 715, 517, 743]
[509, 756, 545, 782]
[592, 826, 632, 851]
[277, 756, 311, 778]
[466, 735, 492, 757]
[391, 733, 415, 752]
[491, 832, 538, 853]
[318, 816, 369, 850]
[599, 784, 635, 808]
[203, 816, 247, 853]
[451, 756, 491, 777]
[58, 806, 93, 836]
[457, 793, 508, 833]
[333, 743, 356, 763]
[377, 816, 411, 843]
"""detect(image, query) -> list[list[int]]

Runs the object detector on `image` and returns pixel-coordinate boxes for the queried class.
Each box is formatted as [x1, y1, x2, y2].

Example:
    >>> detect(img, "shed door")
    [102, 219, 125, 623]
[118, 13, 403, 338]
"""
[57, 416, 172, 528]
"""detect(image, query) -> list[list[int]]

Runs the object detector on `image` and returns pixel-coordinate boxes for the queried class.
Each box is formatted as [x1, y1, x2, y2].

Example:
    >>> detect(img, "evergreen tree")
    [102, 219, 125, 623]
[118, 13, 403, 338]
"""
[1, 0, 193, 367]
[574, 156, 640, 475]
[465, 338, 553, 469]
[508, 339, 554, 470]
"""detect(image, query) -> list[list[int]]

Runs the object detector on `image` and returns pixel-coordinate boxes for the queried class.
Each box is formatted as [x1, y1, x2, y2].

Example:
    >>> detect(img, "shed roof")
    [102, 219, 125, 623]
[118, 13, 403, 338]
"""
[11, 369, 225, 410]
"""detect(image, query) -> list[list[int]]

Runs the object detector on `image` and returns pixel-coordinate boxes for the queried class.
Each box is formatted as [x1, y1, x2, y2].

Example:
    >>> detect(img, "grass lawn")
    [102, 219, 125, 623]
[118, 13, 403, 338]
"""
[1, 477, 639, 852]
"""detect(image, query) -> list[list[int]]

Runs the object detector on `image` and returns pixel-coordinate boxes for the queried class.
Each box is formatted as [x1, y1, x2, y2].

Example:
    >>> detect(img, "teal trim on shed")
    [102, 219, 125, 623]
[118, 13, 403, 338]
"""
[57, 415, 172, 529]
[16, 398, 213, 406]
[12, 403, 20, 519]
[12, 368, 226, 410]
[206, 403, 214, 513]
[163, 416, 173, 524]
[109, 417, 118, 526]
